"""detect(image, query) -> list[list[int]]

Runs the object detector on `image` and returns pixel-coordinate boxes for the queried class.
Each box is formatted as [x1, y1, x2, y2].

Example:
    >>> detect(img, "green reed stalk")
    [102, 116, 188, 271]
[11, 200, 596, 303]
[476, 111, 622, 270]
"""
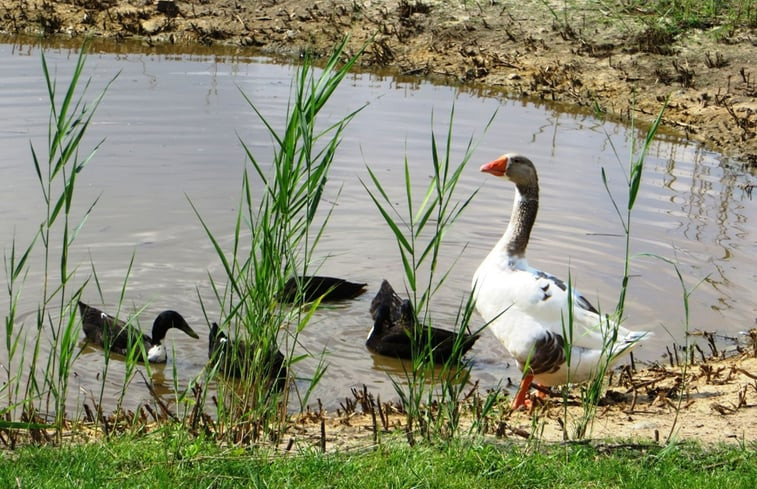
[641, 254, 707, 443]
[190, 37, 364, 443]
[2, 237, 35, 432]
[1, 43, 115, 440]
[118, 336, 151, 430]
[558, 100, 668, 440]
[363, 105, 494, 442]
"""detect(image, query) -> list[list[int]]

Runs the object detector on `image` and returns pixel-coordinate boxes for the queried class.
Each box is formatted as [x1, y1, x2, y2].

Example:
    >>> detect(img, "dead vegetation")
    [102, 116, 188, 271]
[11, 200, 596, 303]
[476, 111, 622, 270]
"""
[3, 330, 756, 450]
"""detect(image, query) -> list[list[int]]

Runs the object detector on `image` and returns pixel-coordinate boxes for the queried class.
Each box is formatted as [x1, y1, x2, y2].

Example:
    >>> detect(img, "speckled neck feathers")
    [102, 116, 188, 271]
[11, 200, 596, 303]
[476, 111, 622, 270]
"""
[503, 180, 539, 260]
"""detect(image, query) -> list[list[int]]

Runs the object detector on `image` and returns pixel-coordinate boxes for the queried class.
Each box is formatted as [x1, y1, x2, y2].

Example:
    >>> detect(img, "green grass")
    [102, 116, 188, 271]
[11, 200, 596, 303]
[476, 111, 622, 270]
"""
[543, 0, 756, 43]
[1, 433, 755, 488]
[621, 0, 757, 31]
[560, 100, 668, 440]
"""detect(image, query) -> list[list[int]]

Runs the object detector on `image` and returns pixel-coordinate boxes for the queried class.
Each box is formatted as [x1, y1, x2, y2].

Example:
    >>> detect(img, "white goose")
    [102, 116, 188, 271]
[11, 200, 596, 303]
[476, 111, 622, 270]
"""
[472, 153, 649, 409]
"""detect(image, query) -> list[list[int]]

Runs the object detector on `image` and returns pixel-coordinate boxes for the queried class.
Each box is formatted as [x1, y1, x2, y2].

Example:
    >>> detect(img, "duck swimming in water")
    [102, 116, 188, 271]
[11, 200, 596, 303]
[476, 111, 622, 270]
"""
[280, 275, 367, 303]
[78, 301, 199, 363]
[367, 280, 479, 364]
[208, 322, 288, 390]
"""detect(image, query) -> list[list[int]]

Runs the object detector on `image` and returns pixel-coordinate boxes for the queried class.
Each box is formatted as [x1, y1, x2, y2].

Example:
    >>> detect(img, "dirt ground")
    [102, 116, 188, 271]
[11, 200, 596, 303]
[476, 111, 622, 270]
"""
[1, 1, 755, 447]
[1, 0, 756, 167]
[39, 339, 756, 449]
[289, 351, 757, 450]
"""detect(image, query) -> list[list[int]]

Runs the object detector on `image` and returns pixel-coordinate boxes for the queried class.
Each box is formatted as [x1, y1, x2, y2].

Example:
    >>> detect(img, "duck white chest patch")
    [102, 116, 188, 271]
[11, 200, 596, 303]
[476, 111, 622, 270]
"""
[147, 344, 167, 363]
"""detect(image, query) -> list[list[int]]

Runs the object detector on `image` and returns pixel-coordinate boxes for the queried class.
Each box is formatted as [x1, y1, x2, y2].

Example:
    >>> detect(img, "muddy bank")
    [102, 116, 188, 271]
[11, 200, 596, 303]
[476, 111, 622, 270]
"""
[1, 0, 755, 166]
[310, 352, 757, 448]
[12, 350, 757, 448]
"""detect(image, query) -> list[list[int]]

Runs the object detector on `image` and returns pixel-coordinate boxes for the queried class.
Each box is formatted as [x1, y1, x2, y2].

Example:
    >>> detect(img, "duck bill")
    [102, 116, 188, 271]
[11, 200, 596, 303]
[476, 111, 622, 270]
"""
[179, 321, 200, 339]
[480, 155, 508, 177]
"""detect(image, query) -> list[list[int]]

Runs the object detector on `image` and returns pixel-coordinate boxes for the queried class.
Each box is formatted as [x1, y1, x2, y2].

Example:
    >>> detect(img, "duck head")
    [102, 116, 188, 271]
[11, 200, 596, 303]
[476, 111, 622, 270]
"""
[208, 322, 229, 359]
[147, 310, 198, 363]
[368, 303, 393, 341]
[398, 299, 416, 328]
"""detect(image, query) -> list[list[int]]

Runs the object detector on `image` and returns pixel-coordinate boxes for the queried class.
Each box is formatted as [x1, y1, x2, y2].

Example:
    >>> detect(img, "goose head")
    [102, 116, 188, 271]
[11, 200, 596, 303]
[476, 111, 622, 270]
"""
[481, 153, 538, 190]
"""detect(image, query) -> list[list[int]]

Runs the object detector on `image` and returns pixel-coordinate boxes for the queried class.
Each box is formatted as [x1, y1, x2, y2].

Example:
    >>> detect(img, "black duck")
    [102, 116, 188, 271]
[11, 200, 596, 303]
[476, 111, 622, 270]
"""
[280, 275, 367, 303]
[366, 280, 479, 364]
[78, 301, 199, 363]
[208, 322, 288, 390]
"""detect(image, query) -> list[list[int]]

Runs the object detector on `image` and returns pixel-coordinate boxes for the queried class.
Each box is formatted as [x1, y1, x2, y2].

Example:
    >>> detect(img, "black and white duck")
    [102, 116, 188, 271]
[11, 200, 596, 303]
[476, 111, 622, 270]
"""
[472, 153, 649, 409]
[366, 280, 479, 364]
[78, 301, 199, 363]
[208, 322, 288, 390]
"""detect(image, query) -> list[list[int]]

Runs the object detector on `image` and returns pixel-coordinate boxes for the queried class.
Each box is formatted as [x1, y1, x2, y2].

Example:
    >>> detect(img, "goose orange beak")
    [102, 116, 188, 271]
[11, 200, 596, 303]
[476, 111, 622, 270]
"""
[480, 155, 508, 177]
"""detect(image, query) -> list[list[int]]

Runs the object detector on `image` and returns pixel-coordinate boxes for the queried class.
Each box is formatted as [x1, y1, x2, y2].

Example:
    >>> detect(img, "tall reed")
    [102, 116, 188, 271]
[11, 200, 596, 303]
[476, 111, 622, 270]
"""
[641, 255, 707, 443]
[190, 37, 365, 443]
[87, 255, 157, 435]
[1, 43, 115, 441]
[363, 105, 494, 443]
[558, 101, 668, 439]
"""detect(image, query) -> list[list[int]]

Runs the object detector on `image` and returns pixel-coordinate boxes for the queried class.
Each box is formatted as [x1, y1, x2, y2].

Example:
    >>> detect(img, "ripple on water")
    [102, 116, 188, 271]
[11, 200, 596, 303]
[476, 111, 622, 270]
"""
[1, 42, 754, 412]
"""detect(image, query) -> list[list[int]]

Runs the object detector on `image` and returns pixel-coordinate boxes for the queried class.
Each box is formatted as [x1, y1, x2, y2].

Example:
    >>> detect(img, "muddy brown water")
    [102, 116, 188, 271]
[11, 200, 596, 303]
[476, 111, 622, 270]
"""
[1, 40, 755, 417]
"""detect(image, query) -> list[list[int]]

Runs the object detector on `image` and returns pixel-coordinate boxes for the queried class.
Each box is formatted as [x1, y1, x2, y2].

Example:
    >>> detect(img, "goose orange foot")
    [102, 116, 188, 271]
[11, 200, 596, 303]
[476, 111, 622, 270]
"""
[509, 374, 548, 411]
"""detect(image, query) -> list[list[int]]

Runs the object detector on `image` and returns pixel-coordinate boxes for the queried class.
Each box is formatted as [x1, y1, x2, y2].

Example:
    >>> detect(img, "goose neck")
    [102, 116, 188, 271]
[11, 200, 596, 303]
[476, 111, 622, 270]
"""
[502, 182, 539, 259]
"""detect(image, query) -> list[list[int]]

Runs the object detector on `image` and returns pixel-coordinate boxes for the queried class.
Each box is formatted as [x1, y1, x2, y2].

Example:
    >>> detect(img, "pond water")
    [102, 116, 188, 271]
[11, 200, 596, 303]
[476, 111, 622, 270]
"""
[1, 38, 755, 416]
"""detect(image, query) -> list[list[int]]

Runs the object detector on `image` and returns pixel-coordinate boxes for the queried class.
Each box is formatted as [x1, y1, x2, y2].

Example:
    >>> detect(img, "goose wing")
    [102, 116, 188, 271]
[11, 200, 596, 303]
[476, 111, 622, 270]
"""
[478, 265, 623, 353]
